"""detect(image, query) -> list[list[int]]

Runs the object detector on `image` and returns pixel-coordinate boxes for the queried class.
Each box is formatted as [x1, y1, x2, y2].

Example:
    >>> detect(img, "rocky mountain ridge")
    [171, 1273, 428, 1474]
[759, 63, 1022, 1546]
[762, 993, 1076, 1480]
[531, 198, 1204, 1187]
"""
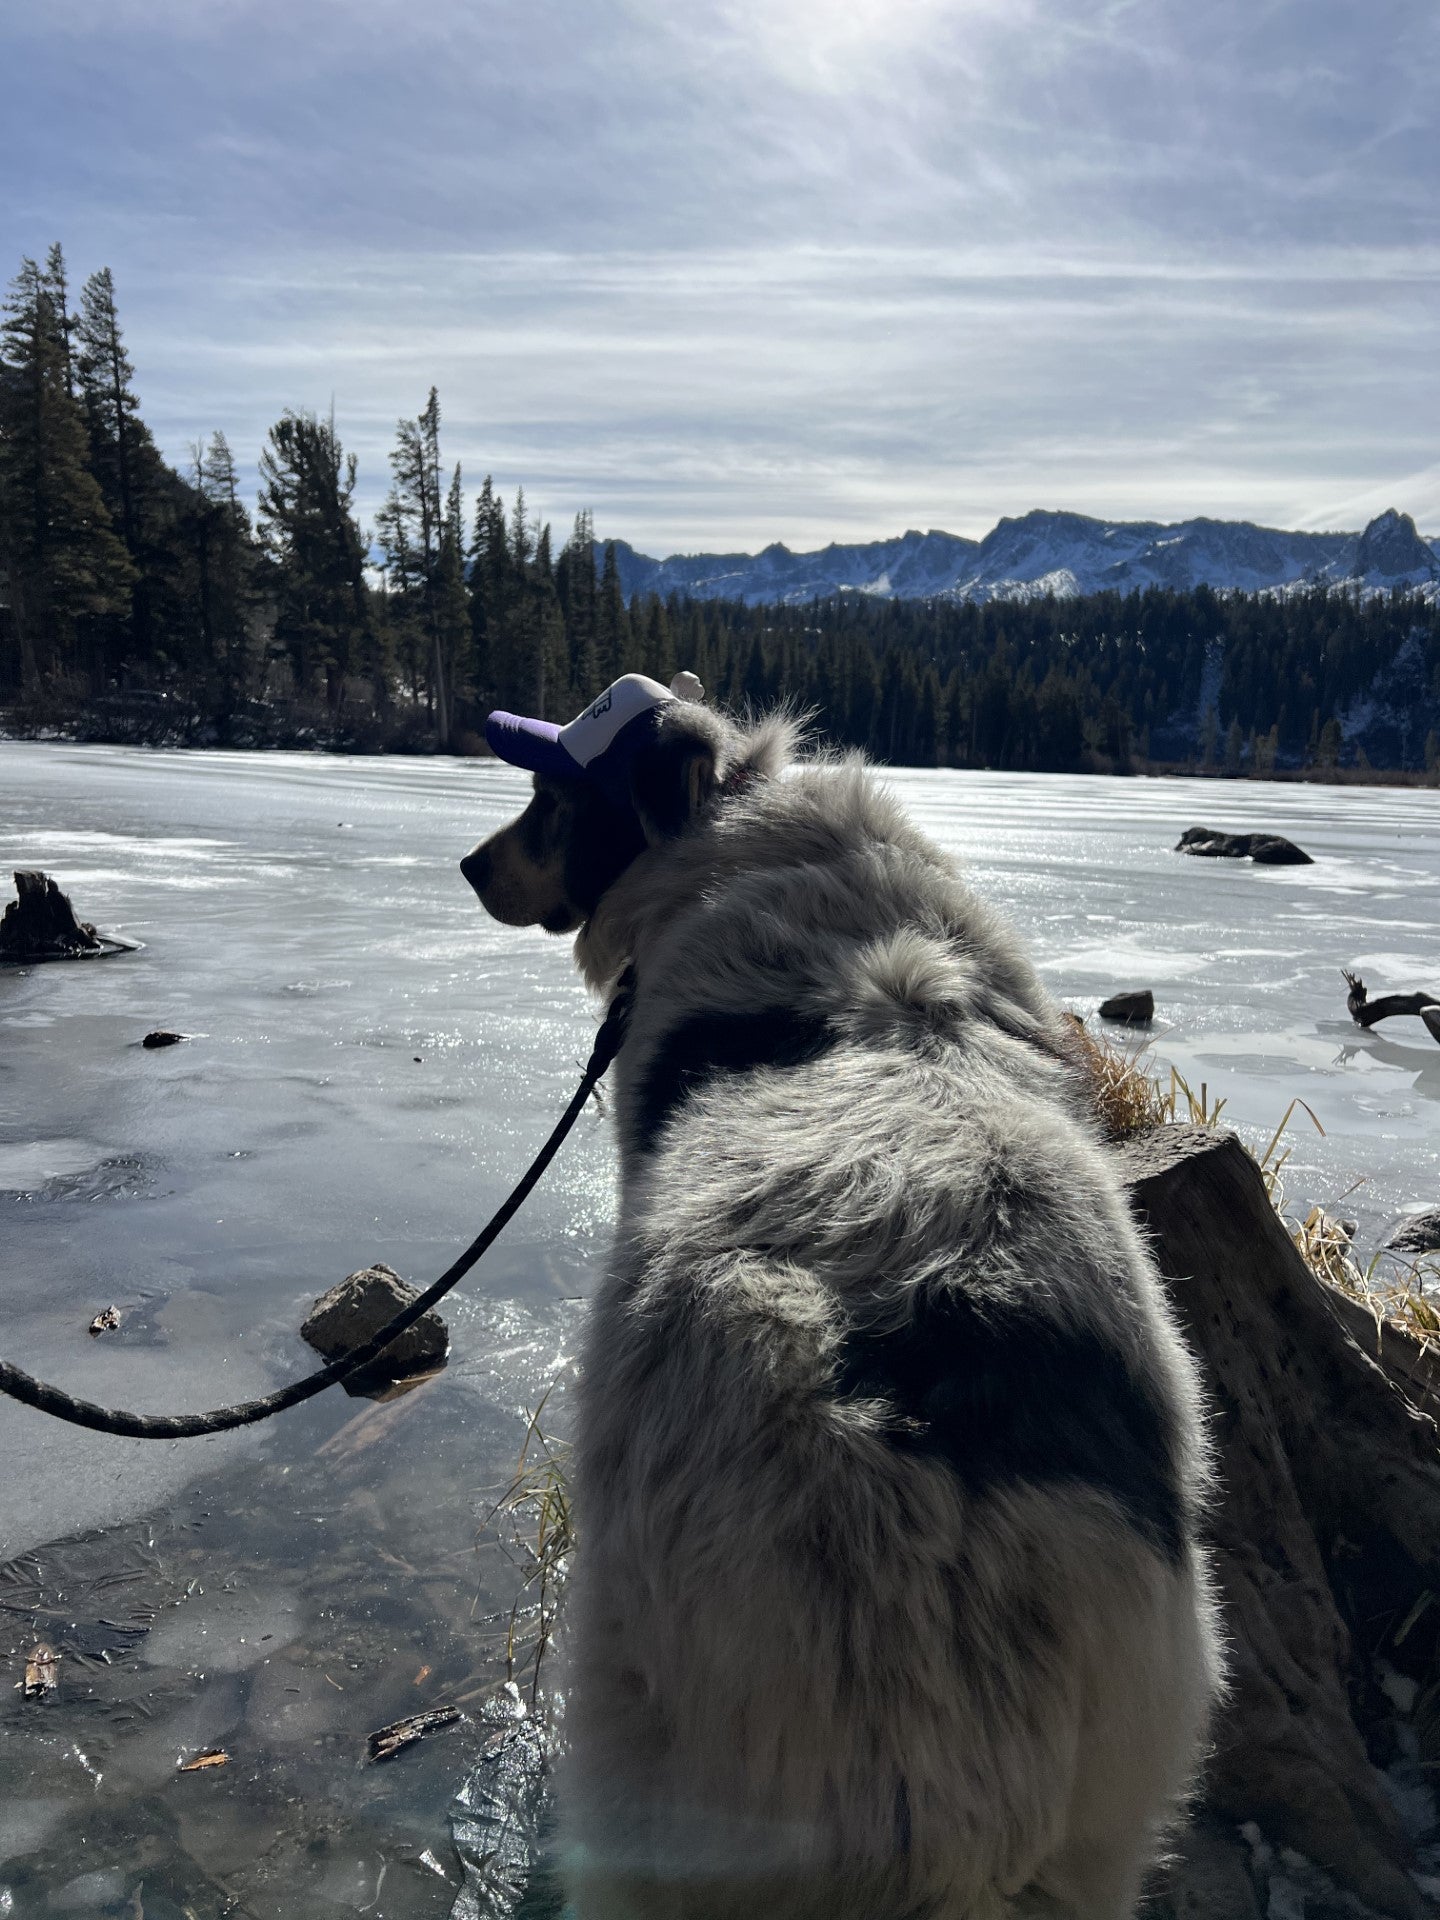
[610, 507, 1440, 606]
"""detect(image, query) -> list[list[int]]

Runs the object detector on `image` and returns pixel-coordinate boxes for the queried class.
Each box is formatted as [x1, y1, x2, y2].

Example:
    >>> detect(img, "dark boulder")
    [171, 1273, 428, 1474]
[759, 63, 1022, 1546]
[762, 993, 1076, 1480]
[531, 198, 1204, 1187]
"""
[142, 1030, 186, 1050]
[300, 1262, 449, 1398]
[1097, 989, 1155, 1026]
[1248, 835, 1313, 866]
[1176, 827, 1312, 866]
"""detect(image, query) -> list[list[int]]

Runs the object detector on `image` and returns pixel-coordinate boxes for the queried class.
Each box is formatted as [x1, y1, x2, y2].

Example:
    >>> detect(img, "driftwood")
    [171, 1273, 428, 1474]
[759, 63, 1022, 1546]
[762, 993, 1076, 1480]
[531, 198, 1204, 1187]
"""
[1125, 1128, 1440, 1919]
[367, 1704, 463, 1763]
[1345, 971, 1440, 1046]
[0, 869, 102, 957]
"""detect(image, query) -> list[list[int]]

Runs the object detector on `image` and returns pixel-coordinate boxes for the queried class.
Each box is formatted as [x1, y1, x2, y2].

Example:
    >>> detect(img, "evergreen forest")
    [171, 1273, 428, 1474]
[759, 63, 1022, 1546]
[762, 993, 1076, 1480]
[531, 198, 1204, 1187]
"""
[3, 248, 1438, 777]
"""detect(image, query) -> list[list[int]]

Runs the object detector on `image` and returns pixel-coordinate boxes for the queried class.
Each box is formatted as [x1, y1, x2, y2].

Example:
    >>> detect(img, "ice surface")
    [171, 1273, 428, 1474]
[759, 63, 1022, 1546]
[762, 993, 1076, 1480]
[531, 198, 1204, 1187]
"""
[885, 764, 1440, 1244]
[2, 746, 1436, 1555]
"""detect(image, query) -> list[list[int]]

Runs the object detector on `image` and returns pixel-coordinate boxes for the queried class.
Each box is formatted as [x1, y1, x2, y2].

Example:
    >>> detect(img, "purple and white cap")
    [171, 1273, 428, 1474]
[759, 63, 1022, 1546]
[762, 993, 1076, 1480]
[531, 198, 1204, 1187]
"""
[486, 672, 703, 806]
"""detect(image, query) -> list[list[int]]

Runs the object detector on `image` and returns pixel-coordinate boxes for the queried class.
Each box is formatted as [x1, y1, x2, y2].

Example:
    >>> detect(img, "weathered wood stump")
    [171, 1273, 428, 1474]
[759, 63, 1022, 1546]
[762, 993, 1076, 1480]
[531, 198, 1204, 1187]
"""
[1125, 1128, 1440, 1918]
[0, 870, 102, 958]
[1176, 827, 1313, 866]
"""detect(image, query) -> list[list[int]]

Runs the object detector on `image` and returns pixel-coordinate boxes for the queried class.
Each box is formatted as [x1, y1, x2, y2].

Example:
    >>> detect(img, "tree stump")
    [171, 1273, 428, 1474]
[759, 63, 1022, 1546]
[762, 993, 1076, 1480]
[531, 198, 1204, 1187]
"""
[1123, 1128, 1440, 1918]
[0, 870, 102, 958]
[1175, 828, 1313, 866]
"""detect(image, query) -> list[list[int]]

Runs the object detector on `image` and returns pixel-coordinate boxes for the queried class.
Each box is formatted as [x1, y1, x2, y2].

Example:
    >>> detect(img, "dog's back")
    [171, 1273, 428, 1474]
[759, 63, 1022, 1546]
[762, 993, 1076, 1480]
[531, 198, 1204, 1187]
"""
[562, 755, 1223, 1919]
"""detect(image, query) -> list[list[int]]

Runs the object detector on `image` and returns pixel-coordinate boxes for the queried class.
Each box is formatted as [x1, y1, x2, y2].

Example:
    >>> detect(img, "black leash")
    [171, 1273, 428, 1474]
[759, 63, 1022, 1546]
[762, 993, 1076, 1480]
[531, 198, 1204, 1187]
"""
[0, 975, 634, 1440]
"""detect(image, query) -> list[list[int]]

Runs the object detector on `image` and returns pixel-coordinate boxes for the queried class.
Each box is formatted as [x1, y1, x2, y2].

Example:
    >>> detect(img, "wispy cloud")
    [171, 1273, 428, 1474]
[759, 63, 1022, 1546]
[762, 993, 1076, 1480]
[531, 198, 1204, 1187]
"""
[2, 0, 1437, 549]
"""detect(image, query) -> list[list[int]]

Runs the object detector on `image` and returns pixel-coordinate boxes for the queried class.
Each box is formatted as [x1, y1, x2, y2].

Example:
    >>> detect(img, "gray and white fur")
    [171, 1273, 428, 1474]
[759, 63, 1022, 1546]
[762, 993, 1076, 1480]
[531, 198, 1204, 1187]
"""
[464, 700, 1225, 1920]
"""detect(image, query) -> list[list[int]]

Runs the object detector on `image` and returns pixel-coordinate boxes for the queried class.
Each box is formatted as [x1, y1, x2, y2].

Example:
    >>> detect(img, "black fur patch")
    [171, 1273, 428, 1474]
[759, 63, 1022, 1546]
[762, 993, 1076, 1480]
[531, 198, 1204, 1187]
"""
[629, 723, 715, 840]
[560, 787, 648, 920]
[632, 1007, 835, 1154]
[836, 1290, 1185, 1563]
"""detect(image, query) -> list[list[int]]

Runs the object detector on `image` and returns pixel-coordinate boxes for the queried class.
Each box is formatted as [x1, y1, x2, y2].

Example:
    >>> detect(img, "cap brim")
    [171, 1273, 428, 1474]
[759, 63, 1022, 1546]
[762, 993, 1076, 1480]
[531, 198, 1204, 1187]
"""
[485, 711, 582, 778]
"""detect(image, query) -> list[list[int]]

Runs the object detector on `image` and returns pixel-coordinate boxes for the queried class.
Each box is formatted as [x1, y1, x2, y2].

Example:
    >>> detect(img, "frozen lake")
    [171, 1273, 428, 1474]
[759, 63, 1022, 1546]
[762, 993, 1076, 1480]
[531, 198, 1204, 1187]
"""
[1, 742, 1437, 1915]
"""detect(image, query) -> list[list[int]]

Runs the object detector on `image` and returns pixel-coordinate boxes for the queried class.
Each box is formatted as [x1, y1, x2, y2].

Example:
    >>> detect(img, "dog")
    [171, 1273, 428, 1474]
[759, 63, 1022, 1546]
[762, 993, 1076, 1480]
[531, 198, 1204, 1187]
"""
[463, 674, 1224, 1920]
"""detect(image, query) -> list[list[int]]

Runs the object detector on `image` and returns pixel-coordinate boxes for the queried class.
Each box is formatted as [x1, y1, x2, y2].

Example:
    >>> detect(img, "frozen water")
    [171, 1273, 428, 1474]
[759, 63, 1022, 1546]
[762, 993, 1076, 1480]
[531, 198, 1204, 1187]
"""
[0, 742, 1437, 1912]
[1, 745, 1436, 1550]
[886, 765, 1440, 1244]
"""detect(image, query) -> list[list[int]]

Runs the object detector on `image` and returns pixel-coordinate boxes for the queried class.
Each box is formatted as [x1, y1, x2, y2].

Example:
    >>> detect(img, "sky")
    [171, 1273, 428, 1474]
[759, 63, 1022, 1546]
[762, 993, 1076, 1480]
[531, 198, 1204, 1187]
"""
[1, 0, 1437, 554]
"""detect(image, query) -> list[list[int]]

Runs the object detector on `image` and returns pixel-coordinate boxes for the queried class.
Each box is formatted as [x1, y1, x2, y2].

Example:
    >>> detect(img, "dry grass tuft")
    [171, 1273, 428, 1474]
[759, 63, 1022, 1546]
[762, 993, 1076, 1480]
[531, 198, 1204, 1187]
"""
[1069, 1018, 1227, 1141]
[479, 1388, 575, 1707]
[1288, 1202, 1440, 1349]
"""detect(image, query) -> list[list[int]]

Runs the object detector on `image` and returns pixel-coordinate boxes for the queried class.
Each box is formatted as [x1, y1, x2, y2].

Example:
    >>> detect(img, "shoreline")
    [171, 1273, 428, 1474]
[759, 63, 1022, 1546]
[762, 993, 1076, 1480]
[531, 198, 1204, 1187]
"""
[5, 712, 1438, 788]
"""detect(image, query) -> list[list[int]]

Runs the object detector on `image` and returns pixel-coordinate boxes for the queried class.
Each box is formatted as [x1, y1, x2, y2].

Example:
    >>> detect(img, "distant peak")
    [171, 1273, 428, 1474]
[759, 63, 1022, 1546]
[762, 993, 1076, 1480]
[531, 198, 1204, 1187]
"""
[1354, 509, 1437, 581]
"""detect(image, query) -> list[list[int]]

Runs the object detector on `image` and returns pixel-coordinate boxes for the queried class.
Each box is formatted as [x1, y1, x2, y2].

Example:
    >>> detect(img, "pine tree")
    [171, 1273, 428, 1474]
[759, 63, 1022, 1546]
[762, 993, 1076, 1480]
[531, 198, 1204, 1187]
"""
[196, 430, 258, 719]
[468, 475, 510, 706]
[73, 265, 176, 674]
[507, 515, 566, 717]
[377, 388, 449, 740]
[559, 508, 599, 705]
[42, 244, 75, 398]
[596, 539, 627, 683]
[437, 463, 470, 715]
[257, 408, 372, 712]
[0, 256, 134, 694]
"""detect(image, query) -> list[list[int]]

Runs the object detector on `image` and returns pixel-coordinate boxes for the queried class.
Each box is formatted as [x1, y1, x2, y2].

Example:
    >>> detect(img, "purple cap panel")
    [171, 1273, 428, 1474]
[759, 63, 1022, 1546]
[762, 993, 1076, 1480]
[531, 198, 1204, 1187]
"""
[484, 711, 582, 778]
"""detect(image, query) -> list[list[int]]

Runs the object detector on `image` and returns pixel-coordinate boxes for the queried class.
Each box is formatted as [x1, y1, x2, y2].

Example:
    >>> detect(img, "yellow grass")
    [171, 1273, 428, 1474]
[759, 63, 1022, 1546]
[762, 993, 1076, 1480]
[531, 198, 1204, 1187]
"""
[1069, 1019, 1227, 1141]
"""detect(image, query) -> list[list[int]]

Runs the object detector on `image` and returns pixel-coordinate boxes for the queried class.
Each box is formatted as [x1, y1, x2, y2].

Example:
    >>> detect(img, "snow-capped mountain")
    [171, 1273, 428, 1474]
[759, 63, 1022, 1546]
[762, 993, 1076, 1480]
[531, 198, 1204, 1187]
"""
[609, 509, 1440, 606]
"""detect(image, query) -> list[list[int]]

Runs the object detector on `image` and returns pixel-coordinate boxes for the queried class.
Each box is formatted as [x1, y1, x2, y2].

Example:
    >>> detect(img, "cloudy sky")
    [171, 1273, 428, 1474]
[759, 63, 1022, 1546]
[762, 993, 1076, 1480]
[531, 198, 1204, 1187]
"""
[3, 0, 1437, 552]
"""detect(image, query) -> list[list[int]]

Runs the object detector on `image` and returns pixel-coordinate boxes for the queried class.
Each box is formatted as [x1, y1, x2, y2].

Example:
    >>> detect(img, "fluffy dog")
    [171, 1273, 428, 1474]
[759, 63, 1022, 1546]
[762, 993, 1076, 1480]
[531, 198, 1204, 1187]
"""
[463, 679, 1223, 1920]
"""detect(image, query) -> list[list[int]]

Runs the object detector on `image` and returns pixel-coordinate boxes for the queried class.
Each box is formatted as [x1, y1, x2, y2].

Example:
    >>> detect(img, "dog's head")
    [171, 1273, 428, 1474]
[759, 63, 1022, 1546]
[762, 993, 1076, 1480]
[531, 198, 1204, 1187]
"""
[461, 692, 726, 934]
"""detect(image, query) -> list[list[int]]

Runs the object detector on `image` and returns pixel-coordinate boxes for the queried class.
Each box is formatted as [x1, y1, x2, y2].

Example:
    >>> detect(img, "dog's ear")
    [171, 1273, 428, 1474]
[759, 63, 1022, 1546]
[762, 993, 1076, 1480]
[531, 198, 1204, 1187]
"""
[629, 712, 719, 844]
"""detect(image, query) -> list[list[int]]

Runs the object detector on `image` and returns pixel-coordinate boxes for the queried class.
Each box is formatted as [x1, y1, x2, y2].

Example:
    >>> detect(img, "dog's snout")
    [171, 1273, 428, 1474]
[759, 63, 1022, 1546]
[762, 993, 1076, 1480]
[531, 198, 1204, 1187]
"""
[461, 846, 492, 896]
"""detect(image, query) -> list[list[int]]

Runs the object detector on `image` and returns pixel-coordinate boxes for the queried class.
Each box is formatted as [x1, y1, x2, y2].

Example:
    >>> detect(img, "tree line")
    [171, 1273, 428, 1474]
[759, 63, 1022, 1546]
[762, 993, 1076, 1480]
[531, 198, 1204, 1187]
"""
[3, 247, 1438, 773]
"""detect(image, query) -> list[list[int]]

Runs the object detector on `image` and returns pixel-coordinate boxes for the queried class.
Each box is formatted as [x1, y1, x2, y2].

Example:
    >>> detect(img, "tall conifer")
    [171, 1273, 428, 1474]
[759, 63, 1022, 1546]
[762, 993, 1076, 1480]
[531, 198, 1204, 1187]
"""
[0, 256, 133, 693]
[257, 408, 372, 711]
[378, 388, 450, 740]
[196, 430, 257, 718]
[596, 539, 627, 684]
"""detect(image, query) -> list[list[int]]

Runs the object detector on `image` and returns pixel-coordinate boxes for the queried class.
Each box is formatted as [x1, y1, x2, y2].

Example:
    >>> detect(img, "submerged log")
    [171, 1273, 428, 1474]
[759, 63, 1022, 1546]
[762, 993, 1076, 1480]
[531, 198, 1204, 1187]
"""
[0, 870, 102, 958]
[1126, 1128, 1440, 1919]
[1345, 971, 1440, 1046]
